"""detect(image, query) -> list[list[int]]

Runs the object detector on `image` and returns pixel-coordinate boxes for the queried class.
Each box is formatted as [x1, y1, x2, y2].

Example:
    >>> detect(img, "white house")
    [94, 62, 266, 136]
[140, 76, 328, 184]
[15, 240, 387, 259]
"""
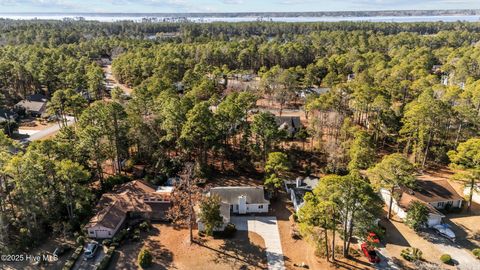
[210, 186, 269, 214]
[284, 176, 319, 212]
[464, 184, 480, 204]
[196, 186, 269, 233]
[380, 179, 463, 228]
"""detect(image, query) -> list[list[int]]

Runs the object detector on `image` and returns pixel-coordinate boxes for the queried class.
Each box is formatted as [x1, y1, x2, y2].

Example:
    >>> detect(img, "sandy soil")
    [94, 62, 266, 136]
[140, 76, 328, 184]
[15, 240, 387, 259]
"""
[18, 119, 55, 130]
[110, 224, 267, 270]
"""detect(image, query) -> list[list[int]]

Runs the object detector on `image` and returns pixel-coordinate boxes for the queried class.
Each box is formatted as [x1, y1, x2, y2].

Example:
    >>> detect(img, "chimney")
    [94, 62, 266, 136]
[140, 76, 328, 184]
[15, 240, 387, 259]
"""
[296, 177, 303, 188]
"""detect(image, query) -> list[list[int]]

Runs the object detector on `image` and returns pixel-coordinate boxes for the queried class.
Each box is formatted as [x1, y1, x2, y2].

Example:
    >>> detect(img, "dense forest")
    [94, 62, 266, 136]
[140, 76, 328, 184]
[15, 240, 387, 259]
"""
[0, 19, 479, 257]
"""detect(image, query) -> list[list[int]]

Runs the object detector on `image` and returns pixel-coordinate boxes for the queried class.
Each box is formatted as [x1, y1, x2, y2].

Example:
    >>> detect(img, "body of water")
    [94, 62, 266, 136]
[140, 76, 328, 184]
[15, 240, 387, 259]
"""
[0, 14, 480, 23]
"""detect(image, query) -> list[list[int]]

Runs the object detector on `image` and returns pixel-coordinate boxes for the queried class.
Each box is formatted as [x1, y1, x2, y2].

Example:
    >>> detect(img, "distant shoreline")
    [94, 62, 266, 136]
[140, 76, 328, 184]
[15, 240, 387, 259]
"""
[2, 9, 480, 18]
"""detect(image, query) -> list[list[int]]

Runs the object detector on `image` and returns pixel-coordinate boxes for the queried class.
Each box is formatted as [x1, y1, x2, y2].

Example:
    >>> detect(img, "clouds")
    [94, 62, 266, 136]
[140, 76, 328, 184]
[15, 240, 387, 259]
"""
[1, 0, 480, 13]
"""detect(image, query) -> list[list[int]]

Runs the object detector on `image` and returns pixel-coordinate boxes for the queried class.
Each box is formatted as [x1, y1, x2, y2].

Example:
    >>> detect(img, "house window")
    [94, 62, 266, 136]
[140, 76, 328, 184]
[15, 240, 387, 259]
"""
[108, 232, 111, 236]
[437, 201, 445, 208]
[89, 231, 94, 235]
[258, 205, 264, 209]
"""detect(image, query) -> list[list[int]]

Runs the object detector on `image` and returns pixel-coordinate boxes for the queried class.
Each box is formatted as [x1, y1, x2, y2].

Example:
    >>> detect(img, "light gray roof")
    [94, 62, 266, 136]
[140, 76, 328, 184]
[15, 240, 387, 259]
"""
[210, 186, 269, 205]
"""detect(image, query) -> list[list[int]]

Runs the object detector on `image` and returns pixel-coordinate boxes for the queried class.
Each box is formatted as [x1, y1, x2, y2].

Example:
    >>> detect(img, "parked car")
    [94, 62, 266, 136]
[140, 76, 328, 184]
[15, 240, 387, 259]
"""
[361, 242, 381, 263]
[53, 244, 72, 257]
[433, 224, 456, 241]
[83, 242, 99, 260]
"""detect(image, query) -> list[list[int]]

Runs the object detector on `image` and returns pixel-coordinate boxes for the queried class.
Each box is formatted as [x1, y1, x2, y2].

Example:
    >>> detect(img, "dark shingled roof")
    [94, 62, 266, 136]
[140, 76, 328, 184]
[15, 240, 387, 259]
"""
[402, 179, 463, 203]
[275, 116, 301, 129]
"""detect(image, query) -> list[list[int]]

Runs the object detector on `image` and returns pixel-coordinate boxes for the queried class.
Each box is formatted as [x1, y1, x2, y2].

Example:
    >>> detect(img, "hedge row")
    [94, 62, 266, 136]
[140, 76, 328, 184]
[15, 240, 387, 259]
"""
[62, 246, 83, 270]
[95, 246, 116, 270]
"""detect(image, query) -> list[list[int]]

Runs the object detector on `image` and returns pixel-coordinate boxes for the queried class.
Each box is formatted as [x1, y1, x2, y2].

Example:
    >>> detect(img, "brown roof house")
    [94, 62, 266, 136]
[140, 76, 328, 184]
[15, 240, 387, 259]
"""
[379, 179, 463, 227]
[86, 180, 172, 239]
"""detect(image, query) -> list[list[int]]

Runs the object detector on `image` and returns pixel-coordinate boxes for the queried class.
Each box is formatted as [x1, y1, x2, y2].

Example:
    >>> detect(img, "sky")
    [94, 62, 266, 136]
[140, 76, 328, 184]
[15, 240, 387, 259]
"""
[1, 0, 480, 13]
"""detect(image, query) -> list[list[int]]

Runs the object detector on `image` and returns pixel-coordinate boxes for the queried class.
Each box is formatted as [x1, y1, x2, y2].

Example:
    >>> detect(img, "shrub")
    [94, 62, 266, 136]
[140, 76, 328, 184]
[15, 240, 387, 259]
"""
[113, 229, 128, 244]
[401, 248, 423, 262]
[290, 226, 302, 239]
[223, 223, 237, 238]
[102, 175, 131, 191]
[137, 248, 153, 269]
[139, 221, 151, 231]
[473, 248, 480, 259]
[97, 247, 116, 270]
[132, 232, 141, 242]
[124, 159, 135, 172]
[76, 236, 85, 245]
[102, 239, 112, 247]
[440, 254, 452, 264]
[62, 246, 83, 270]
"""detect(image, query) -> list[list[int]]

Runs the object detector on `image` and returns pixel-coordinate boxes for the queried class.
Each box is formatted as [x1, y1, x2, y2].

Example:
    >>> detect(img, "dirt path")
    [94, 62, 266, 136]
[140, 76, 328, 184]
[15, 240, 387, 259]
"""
[103, 65, 133, 95]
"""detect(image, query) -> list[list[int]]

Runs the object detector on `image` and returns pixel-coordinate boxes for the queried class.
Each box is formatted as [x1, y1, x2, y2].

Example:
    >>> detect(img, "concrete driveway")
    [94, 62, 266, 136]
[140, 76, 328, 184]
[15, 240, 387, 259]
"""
[230, 216, 285, 270]
[375, 246, 400, 270]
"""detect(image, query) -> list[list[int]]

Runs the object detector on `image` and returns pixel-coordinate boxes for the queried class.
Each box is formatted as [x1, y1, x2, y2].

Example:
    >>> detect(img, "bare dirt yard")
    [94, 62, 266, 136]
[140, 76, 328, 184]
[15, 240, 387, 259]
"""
[18, 118, 53, 130]
[109, 224, 267, 270]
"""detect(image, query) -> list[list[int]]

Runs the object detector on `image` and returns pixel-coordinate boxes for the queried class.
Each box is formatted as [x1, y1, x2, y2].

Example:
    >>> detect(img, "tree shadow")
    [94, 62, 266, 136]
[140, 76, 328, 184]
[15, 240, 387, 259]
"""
[145, 241, 175, 270]
[268, 191, 294, 222]
[384, 219, 410, 247]
[194, 231, 267, 269]
[329, 257, 371, 270]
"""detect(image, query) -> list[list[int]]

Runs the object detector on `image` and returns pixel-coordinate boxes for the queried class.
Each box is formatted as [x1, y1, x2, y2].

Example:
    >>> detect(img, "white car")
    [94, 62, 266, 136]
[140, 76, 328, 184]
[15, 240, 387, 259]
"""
[433, 224, 455, 241]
